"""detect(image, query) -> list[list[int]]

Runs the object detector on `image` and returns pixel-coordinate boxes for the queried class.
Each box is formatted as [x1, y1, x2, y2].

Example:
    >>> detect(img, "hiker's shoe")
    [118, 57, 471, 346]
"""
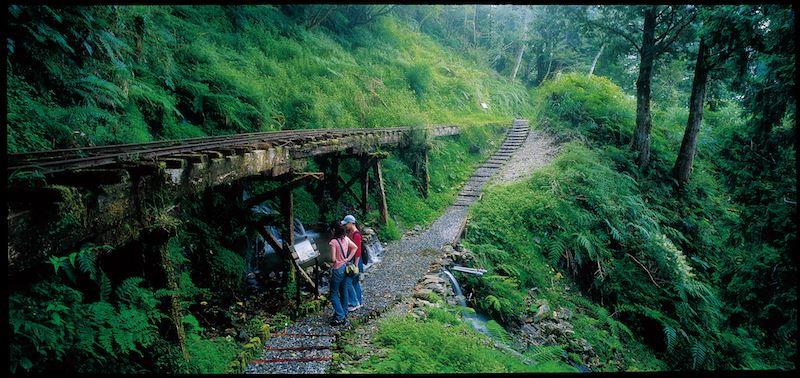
[348, 304, 363, 312]
[330, 318, 347, 326]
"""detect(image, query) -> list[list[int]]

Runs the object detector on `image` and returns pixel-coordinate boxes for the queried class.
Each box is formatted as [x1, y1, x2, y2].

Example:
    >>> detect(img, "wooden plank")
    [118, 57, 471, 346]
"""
[361, 155, 370, 217]
[255, 221, 284, 256]
[280, 187, 294, 246]
[289, 251, 317, 292]
[244, 172, 323, 208]
[420, 149, 430, 198]
[337, 176, 362, 206]
[373, 160, 389, 225]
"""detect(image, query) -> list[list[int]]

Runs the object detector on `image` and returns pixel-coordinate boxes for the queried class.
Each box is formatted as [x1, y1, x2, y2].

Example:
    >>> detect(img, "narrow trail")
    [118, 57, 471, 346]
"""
[245, 119, 532, 374]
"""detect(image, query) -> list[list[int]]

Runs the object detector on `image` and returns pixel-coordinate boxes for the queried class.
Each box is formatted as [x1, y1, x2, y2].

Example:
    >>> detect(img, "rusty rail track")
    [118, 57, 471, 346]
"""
[7, 125, 458, 175]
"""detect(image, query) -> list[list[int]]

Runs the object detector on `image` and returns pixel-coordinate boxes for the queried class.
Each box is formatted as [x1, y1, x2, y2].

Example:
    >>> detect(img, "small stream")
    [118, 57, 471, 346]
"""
[242, 190, 385, 291]
[442, 268, 588, 372]
[442, 269, 531, 361]
[442, 269, 492, 336]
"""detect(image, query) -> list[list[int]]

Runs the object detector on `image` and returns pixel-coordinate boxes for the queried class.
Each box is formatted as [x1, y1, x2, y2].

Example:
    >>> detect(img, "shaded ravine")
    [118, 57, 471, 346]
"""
[245, 119, 531, 374]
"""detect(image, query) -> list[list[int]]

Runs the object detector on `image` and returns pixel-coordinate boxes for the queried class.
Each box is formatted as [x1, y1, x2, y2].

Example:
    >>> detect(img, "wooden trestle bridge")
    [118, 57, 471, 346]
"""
[7, 125, 460, 276]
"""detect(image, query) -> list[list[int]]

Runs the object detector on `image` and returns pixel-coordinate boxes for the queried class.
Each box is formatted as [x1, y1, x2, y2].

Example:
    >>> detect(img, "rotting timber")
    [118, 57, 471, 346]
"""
[6, 125, 459, 278]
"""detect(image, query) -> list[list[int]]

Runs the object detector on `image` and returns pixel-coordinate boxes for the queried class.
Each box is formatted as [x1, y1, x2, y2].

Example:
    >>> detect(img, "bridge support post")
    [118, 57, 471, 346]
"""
[329, 157, 341, 205]
[279, 186, 294, 246]
[316, 158, 329, 222]
[317, 156, 340, 222]
[419, 149, 430, 199]
[360, 155, 370, 218]
[373, 160, 389, 225]
[158, 239, 189, 361]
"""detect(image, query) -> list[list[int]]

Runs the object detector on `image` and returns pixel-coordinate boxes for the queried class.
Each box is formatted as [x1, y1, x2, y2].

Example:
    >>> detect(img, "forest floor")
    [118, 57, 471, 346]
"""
[245, 120, 561, 374]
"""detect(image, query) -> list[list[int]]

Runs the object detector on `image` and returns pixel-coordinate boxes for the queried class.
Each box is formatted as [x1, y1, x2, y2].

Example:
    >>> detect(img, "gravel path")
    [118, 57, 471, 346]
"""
[491, 130, 560, 184]
[246, 120, 533, 374]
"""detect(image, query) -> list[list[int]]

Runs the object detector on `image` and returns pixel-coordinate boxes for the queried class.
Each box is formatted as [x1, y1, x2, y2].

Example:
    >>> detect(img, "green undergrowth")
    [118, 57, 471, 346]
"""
[345, 304, 575, 373]
[461, 73, 795, 370]
[7, 5, 531, 153]
[380, 122, 506, 238]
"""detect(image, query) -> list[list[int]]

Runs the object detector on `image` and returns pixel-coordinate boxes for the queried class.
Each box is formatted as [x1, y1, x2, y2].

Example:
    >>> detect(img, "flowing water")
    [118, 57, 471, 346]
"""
[442, 268, 542, 366]
[243, 191, 322, 290]
[362, 236, 385, 270]
[442, 269, 492, 335]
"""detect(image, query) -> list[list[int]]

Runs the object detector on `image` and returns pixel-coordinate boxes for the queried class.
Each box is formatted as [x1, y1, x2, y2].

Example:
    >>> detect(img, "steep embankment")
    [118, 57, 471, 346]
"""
[455, 73, 795, 370]
[7, 5, 531, 153]
[333, 123, 584, 374]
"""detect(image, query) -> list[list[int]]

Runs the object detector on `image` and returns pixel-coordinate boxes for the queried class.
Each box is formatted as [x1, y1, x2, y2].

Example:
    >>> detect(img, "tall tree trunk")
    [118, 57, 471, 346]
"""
[535, 44, 547, 85]
[544, 50, 554, 81]
[511, 8, 530, 81]
[588, 43, 605, 76]
[674, 38, 709, 185]
[631, 6, 657, 168]
[473, 4, 478, 48]
[511, 45, 526, 80]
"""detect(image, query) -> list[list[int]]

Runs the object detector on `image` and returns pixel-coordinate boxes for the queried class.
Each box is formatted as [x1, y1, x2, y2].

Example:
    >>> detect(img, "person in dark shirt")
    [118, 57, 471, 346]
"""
[341, 214, 364, 311]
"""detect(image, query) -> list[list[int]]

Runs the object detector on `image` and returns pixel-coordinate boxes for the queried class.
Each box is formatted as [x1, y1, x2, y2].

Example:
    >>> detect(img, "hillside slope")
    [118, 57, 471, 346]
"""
[7, 5, 531, 152]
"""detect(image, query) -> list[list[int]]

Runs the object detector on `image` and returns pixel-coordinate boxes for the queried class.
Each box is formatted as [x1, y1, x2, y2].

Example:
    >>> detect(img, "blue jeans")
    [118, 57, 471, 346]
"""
[329, 266, 347, 321]
[344, 260, 364, 307]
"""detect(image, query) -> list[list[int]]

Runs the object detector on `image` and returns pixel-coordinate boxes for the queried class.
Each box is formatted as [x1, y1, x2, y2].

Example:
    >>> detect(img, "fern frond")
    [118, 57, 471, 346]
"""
[691, 342, 707, 369]
[663, 325, 677, 353]
[99, 271, 112, 302]
[546, 239, 566, 265]
[116, 277, 146, 306]
[604, 219, 623, 242]
[76, 251, 97, 281]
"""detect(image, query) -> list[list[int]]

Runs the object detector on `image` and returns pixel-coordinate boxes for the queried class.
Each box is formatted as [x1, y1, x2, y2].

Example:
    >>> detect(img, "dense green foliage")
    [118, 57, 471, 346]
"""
[7, 5, 528, 153]
[381, 123, 505, 233]
[8, 243, 237, 373]
[351, 305, 575, 373]
[463, 73, 795, 370]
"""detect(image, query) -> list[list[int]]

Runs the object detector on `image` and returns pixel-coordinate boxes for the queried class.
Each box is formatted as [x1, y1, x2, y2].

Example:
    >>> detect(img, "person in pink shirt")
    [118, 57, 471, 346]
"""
[328, 221, 357, 325]
[341, 215, 364, 311]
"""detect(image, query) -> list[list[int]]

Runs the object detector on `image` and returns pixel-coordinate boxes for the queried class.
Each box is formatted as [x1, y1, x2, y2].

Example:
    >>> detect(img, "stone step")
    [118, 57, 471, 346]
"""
[261, 347, 333, 361]
[245, 360, 330, 374]
[264, 334, 335, 349]
[459, 192, 481, 198]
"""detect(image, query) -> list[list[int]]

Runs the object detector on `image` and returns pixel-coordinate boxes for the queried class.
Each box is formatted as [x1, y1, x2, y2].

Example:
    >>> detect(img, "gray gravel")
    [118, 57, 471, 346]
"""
[246, 120, 534, 374]
[492, 130, 559, 184]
